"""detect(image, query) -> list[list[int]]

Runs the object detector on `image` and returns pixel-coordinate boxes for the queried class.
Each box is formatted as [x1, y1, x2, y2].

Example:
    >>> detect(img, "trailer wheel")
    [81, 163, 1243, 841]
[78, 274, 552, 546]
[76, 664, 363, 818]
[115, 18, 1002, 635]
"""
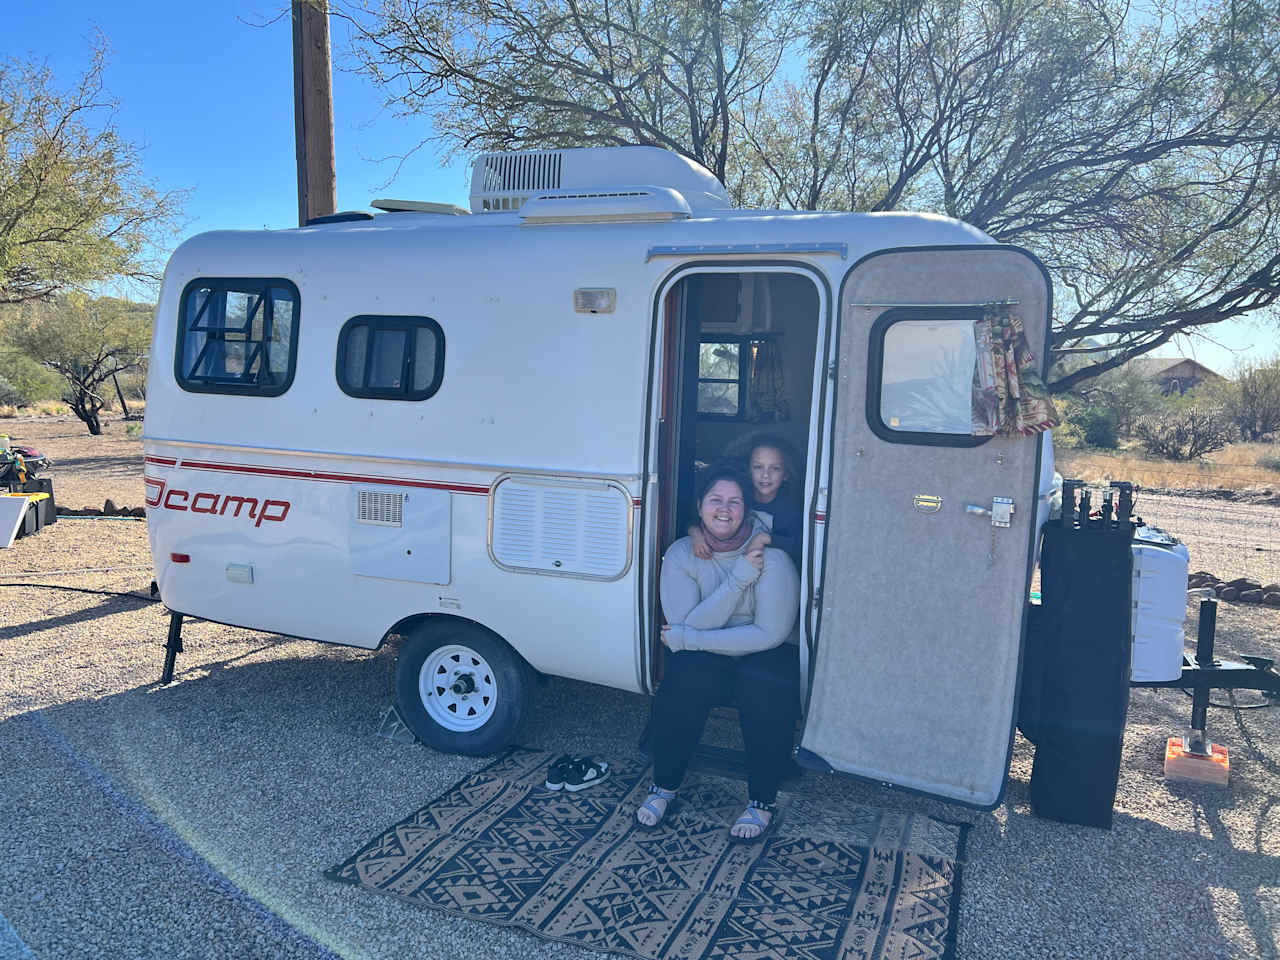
[395, 621, 530, 756]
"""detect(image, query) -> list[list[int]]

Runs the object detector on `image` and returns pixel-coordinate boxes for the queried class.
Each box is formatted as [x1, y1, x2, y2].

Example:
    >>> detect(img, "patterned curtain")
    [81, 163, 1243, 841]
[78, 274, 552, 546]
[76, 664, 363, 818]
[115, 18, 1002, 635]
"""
[975, 307, 1060, 436]
[748, 339, 789, 421]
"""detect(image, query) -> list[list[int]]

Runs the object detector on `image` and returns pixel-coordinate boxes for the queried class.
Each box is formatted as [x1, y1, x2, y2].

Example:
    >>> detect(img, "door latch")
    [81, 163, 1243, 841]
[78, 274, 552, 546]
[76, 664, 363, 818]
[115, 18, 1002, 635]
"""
[965, 497, 1015, 527]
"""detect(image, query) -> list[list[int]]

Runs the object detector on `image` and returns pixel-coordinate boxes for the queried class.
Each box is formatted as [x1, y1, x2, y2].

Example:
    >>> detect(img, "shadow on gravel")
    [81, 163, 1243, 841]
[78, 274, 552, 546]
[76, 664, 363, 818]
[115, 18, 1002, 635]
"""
[2, 639, 1278, 959]
[0, 594, 153, 640]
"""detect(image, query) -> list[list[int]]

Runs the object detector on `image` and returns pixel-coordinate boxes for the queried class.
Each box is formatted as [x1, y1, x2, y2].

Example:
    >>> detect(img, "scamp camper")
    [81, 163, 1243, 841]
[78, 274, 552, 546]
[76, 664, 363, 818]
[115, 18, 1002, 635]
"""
[144, 146, 1054, 809]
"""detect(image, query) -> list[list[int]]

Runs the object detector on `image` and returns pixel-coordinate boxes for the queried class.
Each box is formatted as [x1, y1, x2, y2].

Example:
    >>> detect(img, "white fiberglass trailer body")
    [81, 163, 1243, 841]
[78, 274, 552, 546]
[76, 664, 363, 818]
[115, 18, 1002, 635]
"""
[144, 146, 1050, 808]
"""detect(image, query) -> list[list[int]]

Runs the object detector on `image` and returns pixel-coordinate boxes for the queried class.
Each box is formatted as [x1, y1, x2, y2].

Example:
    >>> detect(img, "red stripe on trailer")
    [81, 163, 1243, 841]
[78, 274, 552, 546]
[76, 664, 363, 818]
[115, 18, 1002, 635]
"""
[146, 456, 643, 503]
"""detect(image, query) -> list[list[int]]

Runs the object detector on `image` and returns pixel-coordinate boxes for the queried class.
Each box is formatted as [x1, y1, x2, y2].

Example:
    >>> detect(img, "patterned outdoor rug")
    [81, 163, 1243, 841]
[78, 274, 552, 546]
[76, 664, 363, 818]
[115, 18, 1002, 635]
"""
[327, 748, 969, 960]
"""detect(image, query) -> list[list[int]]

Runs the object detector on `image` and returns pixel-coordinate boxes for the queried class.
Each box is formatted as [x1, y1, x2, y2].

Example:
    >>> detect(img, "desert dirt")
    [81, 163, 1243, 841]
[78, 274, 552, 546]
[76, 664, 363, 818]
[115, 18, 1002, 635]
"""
[2, 414, 1278, 959]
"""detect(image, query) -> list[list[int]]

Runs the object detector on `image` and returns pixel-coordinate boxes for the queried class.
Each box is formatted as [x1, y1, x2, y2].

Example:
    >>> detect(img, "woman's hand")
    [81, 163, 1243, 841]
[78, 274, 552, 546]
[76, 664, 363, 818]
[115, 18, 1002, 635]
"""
[689, 525, 711, 559]
[746, 532, 771, 554]
[745, 543, 765, 571]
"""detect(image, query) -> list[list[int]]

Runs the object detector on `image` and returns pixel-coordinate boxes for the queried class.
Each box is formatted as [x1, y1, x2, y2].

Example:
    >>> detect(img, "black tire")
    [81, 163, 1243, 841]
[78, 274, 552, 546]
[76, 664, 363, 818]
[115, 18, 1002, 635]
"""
[395, 620, 530, 756]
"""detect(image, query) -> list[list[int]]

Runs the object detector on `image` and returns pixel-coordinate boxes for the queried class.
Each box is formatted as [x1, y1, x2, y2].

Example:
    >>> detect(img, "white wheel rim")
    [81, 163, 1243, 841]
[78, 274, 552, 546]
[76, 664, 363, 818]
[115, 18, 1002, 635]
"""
[419, 644, 498, 732]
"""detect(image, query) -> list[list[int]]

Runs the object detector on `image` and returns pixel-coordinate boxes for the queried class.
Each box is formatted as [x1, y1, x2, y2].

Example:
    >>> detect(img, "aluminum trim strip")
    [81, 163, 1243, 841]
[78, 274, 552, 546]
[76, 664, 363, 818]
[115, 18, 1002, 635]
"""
[646, 242, 847, 262]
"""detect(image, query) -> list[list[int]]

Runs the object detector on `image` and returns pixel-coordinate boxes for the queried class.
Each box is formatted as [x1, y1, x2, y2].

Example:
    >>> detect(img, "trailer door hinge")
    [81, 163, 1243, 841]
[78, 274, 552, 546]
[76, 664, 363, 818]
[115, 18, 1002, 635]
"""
[827, 360, 837, 379]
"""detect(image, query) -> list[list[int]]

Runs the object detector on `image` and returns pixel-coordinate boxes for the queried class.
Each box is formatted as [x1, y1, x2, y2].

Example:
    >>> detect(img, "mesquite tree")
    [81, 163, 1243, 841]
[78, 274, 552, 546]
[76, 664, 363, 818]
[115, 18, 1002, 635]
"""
[341, 0, 1280, 390]
[3, 296, 152, 434]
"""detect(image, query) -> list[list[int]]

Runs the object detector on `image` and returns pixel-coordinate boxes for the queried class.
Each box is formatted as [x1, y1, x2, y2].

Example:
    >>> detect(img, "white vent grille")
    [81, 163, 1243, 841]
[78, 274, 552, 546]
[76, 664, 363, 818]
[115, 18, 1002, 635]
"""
[491, 478, 630, 579]
[357, 490, 403, 527]
[481, 151, 563, 193]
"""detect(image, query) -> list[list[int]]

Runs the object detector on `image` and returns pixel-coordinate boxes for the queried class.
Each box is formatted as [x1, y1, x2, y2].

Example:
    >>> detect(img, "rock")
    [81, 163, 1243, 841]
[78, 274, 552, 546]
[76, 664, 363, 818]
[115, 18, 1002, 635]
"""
[103, 499, 117, 516]
[1225, 577, 1260, 590]
[1264, 592, 1280, 606]
[131, 507, 146, 517]
[1263, 583, 1280, 594]
[1240, 589, 1264, 603]
[1217, 585, 1239, 600]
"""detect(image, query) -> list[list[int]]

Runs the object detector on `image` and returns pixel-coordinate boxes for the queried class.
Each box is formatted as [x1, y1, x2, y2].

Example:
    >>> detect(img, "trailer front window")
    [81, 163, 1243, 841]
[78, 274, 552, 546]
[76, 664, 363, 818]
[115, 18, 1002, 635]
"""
[176, 278, 300, 396]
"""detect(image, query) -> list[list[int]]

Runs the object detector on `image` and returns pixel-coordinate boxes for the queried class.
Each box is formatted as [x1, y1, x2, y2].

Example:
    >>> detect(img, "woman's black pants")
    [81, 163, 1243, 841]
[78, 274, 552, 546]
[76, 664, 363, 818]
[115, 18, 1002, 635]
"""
[649, 643, 799, 803]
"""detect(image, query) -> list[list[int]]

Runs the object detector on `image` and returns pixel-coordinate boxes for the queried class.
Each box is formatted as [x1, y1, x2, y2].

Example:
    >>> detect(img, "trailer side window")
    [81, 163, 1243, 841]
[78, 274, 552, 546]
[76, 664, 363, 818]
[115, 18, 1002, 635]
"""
[176, 278, 300, 396]
[867, 308, 994, 447]
[336, 316, 445, 401]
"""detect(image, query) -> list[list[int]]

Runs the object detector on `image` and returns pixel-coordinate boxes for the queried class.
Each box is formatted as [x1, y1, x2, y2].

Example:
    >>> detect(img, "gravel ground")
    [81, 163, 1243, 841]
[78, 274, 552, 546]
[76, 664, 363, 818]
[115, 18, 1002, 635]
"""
[2, 416, 1278, 959]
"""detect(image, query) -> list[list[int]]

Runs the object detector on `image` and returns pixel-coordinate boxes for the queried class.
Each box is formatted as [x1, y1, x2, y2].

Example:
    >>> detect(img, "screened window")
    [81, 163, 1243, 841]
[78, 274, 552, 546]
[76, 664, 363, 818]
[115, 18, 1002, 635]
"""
[868, 308, 994, 446]
[176, 278, 300, 395]
[337, 315, 445, 400]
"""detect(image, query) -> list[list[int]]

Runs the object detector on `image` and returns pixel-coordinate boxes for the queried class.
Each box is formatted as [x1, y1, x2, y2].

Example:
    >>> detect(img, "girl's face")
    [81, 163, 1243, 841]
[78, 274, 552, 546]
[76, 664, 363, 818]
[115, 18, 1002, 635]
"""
[698, 479, 746, 539]
[749, 446, 786, 503]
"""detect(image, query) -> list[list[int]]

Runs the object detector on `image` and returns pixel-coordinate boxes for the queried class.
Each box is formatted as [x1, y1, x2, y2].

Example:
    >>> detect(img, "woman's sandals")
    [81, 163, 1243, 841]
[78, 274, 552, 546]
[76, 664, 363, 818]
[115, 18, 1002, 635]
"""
[729, 799, 779, 844]
[635, 785, 678, 830]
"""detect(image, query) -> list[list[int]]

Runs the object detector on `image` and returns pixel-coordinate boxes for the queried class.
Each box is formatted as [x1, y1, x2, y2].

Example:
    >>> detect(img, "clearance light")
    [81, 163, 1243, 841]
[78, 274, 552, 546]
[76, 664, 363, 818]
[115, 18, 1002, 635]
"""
[170, 553, 191, 564]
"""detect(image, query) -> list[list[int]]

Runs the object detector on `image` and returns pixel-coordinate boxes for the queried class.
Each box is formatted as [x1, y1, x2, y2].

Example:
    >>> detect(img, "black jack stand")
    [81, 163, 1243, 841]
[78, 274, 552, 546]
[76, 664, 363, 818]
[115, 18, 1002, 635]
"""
[160, 611, 184, 684]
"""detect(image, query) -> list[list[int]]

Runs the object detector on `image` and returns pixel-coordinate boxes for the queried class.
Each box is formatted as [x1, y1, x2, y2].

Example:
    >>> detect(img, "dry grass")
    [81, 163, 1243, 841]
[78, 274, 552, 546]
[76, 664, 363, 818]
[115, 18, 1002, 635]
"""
[1059, 441, 1280, 491]
[0, 401, 70, 418]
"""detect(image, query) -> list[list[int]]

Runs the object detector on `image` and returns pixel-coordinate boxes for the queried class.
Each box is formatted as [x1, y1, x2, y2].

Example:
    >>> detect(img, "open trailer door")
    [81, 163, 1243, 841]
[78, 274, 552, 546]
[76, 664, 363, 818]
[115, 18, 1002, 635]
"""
[799, 244, 1050, 808]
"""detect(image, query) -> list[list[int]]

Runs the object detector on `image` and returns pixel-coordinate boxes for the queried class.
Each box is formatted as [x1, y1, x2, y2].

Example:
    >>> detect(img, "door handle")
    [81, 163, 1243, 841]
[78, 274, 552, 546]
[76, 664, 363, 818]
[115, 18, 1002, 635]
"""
[966, 498, 1014, 527]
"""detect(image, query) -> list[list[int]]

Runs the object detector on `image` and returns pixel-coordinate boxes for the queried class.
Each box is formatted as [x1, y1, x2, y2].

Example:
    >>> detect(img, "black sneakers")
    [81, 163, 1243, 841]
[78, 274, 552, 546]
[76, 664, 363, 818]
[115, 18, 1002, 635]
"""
[545, 754, 610, 792]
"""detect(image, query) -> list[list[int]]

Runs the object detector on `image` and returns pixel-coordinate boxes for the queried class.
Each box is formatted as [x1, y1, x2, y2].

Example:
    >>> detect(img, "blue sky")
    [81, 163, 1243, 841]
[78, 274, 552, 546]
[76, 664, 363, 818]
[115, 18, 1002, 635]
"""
[5, 2, 1274, 373]
[5, 3, 472, 233]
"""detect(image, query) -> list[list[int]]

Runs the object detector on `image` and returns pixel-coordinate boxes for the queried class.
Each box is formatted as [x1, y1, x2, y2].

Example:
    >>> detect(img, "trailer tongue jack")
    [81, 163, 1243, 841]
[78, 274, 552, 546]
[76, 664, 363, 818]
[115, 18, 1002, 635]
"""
[1132, 597, 1280, 786]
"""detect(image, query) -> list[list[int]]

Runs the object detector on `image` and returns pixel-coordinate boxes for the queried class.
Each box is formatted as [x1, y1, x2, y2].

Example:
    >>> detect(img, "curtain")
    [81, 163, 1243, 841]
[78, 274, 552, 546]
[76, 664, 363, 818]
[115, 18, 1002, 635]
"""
[978, 306, 1060, 437]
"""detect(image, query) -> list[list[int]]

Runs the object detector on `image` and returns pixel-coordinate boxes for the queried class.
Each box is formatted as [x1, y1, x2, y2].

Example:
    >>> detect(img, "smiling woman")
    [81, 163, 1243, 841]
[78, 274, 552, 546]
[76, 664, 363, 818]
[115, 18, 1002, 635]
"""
[642, 464, 801, 842]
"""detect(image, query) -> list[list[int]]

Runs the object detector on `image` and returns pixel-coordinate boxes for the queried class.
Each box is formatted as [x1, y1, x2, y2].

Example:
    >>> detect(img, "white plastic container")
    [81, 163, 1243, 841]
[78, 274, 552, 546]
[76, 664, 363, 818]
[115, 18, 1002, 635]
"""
[1130, 527, 1190, 682]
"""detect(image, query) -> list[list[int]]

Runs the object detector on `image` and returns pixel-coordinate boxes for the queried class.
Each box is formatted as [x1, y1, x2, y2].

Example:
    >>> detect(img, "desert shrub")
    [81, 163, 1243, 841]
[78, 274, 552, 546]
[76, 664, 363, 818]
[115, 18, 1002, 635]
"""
[0, 348, 62, 405]
[1133, 403, 1235, 460]
[1055, 398, 1119, 449]
[0, 375, 20, 407]
[1209, 355, 1280, 442]
[1259, 449, 1280, 472]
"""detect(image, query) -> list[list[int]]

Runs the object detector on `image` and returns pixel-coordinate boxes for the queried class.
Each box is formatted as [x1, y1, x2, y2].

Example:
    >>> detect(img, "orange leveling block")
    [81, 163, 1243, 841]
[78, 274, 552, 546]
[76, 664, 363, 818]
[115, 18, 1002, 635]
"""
[1164, 735, 1229, 787]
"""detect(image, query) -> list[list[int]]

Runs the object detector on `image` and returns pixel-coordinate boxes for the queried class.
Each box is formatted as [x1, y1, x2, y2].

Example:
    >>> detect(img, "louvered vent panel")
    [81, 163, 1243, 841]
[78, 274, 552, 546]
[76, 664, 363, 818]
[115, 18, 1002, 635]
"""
[357, 490, 403, 526]
[491, 478, 629, 578]
[482, 151, 562, 192]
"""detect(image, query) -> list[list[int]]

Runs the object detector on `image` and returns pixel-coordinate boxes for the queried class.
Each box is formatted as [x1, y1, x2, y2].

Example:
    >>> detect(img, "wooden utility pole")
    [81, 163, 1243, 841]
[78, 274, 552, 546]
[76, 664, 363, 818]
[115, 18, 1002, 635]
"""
[292, 0, 337, 226]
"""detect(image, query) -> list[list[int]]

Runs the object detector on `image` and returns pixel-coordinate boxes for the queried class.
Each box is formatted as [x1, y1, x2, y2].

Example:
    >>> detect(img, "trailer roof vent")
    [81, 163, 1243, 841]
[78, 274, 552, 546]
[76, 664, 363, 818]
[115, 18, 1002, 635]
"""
[518, 187, 692, 224]
[470, 145, 730, 214]
[371, 199, 470, 216]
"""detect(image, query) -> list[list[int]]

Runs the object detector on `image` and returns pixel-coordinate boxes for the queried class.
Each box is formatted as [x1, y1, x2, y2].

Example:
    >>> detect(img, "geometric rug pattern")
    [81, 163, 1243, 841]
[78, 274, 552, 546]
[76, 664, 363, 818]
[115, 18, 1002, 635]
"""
[327, 748, 969, 960]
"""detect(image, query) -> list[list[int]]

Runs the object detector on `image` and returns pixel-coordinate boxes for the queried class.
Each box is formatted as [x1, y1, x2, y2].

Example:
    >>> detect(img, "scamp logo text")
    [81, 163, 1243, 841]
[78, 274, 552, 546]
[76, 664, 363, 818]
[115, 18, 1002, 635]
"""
[144, 477, 291, 527]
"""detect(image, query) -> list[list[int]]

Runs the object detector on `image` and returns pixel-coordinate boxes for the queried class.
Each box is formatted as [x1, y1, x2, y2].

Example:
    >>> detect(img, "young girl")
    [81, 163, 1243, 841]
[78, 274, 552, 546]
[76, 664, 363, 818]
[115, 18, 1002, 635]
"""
[690, 436, 803, 568]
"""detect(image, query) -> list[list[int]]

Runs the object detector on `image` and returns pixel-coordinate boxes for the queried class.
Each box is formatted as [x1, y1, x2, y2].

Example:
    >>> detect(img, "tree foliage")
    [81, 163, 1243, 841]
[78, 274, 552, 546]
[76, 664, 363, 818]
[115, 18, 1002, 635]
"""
[1205, 354, 1280, 441]
[0, 41, 184, 305]
[2, 295, 152, 434]
[342, 0, 1280, 390]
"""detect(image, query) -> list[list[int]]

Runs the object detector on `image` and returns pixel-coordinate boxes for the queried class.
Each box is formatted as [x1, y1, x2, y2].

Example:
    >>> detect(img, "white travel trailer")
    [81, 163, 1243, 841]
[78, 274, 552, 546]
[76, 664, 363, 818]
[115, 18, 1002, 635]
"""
[144, 146, 1053, 809]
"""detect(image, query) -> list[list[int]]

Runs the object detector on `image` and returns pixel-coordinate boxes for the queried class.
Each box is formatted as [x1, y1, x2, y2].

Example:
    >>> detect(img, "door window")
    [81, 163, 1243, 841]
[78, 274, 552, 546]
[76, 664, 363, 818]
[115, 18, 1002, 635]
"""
[867, 308, 995, 446]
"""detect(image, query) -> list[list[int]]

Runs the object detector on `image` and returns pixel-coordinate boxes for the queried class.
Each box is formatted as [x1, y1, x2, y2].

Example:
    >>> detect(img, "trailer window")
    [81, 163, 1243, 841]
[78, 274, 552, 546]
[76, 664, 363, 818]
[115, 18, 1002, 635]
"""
[336, 316, 445, 401]
[176, 279, 300, 396]
[867, 308, 994, 446]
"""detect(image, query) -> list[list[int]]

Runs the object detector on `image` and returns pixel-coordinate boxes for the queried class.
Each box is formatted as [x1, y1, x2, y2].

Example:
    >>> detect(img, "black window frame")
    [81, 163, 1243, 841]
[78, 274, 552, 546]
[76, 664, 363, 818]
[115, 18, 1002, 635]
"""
[695, 335, 780, 421]
[866, 306, 992, 448]
[175, 277, 301, 397]
[335, 314, 446, 401]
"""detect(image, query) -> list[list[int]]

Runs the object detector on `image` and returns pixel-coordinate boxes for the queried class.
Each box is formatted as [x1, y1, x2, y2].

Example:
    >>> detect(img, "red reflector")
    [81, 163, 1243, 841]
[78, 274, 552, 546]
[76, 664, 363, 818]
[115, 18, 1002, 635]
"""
[170, 553, 190, 563]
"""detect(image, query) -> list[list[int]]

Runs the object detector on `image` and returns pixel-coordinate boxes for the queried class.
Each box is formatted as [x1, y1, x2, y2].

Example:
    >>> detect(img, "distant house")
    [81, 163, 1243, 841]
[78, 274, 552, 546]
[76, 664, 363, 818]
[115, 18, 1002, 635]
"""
[1125, 357, 1225, 395]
